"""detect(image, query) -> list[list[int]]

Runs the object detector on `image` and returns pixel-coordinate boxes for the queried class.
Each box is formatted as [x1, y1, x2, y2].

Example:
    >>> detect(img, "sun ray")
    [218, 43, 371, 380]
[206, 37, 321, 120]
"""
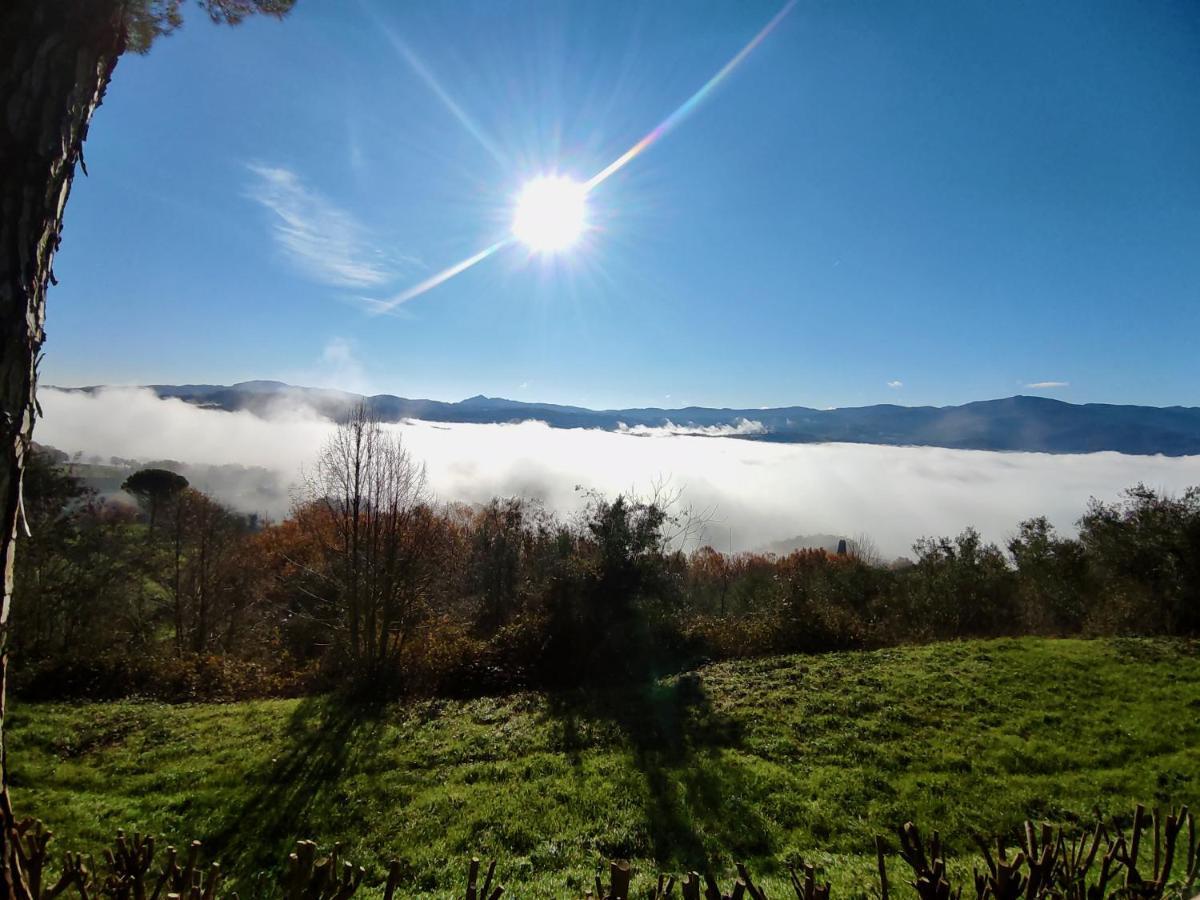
[361, 0, 508, 166]
[367, 0, 797, 311]
[585, 0, 798, 191]
[369, 239, 512, 313]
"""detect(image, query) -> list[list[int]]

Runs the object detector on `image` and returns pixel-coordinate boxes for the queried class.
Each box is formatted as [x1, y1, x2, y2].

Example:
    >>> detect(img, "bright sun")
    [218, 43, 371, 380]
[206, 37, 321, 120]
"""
[512, 175, 588, 252]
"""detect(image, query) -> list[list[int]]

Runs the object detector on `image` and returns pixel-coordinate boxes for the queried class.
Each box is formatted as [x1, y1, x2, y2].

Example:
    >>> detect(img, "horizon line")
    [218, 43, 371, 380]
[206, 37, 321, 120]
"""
[42, 381, 1198, 414]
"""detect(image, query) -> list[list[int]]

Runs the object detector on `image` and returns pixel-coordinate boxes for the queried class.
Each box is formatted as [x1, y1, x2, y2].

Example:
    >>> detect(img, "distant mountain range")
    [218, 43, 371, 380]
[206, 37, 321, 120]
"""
[60, 381, 1200, 456]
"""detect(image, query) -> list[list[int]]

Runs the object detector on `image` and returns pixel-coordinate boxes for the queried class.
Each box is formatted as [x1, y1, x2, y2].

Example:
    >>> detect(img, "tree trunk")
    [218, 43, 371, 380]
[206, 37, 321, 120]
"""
[0, 2, 125, 896]
[174, 497, 185, 656]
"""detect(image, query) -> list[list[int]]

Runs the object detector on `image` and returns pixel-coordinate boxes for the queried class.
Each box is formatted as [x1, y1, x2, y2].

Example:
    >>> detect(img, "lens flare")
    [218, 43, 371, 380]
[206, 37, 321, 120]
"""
[367, 0, 797, 313]
[586, 0, 797, 190]
[369, 239, 511, 313]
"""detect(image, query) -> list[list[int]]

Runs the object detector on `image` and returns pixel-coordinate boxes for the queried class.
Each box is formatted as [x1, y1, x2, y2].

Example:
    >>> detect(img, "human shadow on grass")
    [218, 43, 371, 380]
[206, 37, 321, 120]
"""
[204, 695, 388, 893]
[544, 670, 769, 874]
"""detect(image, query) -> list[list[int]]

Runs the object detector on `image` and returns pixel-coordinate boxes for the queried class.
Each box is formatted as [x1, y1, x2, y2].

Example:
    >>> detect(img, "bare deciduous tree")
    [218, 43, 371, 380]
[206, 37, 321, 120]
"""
[848, 532, 883, 567]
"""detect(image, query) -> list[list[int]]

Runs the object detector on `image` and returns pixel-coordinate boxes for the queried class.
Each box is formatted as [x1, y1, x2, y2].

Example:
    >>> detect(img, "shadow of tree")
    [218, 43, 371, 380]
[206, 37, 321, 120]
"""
[204, 695, 387, 893]
[544, 670, 767, 873]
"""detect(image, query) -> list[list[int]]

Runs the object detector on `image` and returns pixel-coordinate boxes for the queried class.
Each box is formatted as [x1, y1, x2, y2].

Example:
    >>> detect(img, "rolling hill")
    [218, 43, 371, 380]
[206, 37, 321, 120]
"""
[10, 638, 1200, 898]
[58, 381, 1200, 456]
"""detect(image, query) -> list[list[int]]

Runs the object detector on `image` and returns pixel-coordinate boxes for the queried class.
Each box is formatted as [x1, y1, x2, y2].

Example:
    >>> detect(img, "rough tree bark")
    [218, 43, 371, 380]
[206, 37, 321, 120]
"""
[0, 2, 126, 896]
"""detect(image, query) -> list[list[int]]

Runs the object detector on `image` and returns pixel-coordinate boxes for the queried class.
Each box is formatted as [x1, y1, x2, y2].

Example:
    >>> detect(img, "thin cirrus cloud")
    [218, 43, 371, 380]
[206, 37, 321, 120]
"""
[1026, 381, 1070, 389]
[245, 163, 412, 289]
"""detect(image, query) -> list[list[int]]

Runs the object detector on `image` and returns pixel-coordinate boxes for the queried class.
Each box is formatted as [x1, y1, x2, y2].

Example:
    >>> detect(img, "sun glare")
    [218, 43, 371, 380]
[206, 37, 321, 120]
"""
[512, 175, 588, 252]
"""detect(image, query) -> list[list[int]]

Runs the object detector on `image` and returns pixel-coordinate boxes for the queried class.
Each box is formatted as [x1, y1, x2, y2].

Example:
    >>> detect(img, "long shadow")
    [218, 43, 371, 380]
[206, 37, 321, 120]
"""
[544, 669, 766, 873]
[204, 695, 387, 893]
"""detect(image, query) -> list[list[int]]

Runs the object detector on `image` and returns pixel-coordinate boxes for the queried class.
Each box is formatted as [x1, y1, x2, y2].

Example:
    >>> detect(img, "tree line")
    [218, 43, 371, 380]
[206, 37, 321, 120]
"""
[12, 407, 1200, 700]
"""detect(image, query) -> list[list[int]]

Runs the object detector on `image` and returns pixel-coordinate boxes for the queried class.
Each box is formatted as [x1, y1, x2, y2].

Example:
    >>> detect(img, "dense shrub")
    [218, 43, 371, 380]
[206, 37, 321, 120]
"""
[1078, 485, 1200, 635]
[1007, 516, 1092, 633]
[13, 652, 314, 702]
[900, 528, 1019, 639]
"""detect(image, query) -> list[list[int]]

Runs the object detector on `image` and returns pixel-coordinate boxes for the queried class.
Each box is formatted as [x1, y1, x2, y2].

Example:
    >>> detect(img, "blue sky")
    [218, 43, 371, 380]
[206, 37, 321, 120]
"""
[46, 0, 1200, 410]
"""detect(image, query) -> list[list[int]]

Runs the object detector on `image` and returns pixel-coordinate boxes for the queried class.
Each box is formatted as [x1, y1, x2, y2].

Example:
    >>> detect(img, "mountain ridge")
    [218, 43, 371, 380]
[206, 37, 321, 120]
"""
[54, 382, 1200, 456]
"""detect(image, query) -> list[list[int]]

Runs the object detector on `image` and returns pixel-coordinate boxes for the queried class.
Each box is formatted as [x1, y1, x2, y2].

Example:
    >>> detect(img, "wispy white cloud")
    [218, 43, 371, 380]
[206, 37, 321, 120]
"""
[277, 337, 375, 396]
[1026, 381, 1070, 389]
[246, 163, 409, 289]
[616, 419, 768, 437]
[887, 380, 903, 389]
[317, 337, 371, 394]
[343, 296, 414, 319]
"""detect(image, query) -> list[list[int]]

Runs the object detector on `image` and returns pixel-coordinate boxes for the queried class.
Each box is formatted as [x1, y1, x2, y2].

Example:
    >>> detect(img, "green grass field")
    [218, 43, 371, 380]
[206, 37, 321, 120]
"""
[8, 638, 1200, 899]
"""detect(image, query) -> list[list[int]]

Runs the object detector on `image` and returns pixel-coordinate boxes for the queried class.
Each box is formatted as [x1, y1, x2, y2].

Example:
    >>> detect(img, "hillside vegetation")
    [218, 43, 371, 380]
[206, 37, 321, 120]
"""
[9, 638, 1200, 899]
[16, 429, 1200, 704]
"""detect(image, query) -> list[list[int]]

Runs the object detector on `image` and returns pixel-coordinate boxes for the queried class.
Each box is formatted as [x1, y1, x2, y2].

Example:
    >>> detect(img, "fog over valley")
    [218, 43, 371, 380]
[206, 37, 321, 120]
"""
[38, 387, 1200, 559]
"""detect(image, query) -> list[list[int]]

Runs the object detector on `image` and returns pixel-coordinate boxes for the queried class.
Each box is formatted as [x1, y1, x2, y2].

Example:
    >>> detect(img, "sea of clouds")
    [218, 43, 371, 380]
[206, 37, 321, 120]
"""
[38, 387, 1200, 559]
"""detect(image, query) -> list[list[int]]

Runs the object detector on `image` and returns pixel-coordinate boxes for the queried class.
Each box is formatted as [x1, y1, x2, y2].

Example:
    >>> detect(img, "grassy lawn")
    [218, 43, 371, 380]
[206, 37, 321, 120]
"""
[7, 637, 1200, 899]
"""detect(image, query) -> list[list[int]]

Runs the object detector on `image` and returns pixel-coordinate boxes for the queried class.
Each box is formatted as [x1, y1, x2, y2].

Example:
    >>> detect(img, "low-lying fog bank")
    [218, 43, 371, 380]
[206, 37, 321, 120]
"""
[38, 387, 1200, 559]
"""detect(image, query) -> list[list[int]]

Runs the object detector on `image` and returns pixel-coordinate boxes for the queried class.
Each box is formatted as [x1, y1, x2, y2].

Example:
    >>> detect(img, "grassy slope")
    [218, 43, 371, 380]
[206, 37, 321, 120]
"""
[8, 638, 1200, 899]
